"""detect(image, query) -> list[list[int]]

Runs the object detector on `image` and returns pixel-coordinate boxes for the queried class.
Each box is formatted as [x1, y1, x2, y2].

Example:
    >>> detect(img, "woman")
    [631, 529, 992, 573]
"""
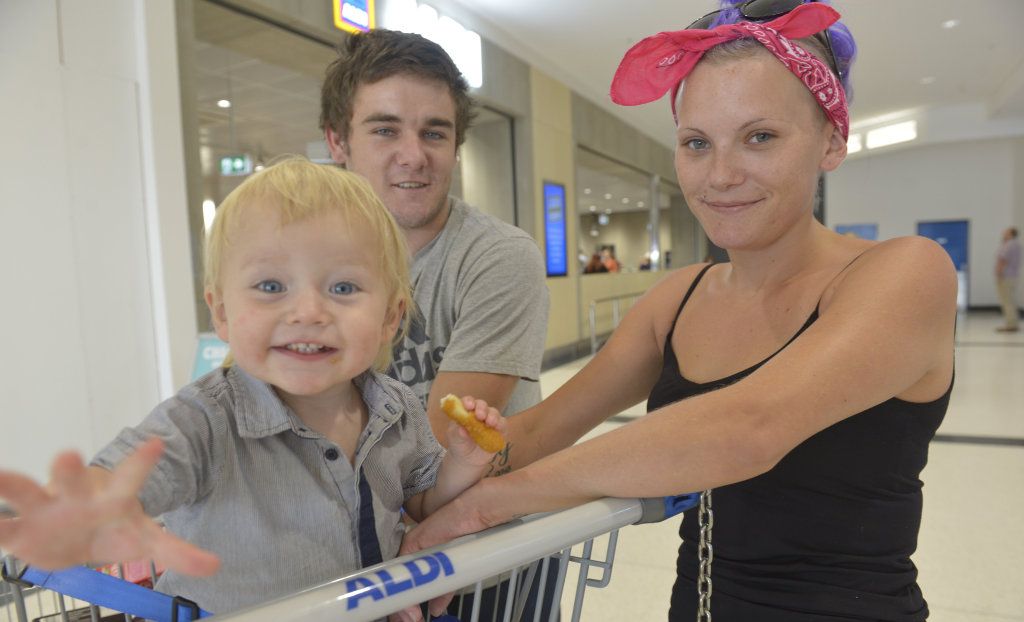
[404, 2, 956, 620]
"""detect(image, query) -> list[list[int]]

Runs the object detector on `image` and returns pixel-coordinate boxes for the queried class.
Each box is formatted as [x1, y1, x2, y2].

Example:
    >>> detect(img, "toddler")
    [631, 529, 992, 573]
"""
[0, 157, 504, 614]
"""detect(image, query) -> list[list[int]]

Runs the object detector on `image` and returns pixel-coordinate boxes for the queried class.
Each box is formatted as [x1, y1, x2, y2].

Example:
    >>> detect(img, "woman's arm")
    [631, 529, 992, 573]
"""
[404, 237, 957, 548]
[498, 264, 712, 473]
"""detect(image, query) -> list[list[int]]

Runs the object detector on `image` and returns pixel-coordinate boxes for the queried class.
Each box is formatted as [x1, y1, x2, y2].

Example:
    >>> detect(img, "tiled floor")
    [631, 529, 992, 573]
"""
[550, 311, 1024, 622]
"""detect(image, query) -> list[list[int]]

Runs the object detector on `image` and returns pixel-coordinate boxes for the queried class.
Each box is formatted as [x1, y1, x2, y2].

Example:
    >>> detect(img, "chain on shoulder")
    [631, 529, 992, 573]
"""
[696, 489, 713, 622]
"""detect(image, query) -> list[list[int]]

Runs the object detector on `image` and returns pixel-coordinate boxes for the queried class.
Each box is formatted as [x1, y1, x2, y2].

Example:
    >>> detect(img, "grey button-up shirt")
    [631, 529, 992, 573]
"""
[92, 366, 444, 614]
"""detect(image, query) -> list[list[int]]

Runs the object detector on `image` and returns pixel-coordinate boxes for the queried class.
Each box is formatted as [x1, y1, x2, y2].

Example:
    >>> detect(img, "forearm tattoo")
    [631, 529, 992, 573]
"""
[486, 442, 513, 477]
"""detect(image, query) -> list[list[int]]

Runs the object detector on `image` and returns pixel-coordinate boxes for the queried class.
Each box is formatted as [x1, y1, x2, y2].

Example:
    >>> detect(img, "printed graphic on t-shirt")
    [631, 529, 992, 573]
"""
[390, 302, 445, 407]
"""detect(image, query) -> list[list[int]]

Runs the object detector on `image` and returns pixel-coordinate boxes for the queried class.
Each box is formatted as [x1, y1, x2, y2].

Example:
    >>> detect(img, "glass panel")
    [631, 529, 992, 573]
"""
[454, 106, 517, 226]
[576, 148, 669, 274]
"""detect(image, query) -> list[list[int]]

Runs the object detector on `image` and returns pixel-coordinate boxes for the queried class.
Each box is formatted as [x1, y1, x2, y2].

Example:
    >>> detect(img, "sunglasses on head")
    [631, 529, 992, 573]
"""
[686, 0, 842, 80]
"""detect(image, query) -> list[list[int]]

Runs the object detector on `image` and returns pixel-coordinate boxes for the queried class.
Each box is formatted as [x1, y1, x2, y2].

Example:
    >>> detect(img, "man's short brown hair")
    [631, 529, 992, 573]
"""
[319, 29, 476, 147]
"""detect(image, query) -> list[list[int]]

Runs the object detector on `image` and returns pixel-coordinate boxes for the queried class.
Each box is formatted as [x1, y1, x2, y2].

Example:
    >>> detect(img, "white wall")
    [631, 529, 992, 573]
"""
[827, 137, 1022, 307]
[0, 1, 196, 480]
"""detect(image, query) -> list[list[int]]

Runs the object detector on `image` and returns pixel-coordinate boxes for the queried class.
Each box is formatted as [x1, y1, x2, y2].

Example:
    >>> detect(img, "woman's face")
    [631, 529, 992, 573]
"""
[674, 51, 845, 252]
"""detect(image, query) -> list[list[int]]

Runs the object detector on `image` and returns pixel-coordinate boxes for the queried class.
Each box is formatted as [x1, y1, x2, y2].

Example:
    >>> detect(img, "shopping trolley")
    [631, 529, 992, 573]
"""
[1, 494, 697, 622]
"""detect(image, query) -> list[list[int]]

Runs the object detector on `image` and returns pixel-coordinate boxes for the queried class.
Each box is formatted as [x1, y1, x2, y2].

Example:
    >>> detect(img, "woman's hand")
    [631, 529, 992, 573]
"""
[0, 438, 220, 576]
[398, 482, 505, 619]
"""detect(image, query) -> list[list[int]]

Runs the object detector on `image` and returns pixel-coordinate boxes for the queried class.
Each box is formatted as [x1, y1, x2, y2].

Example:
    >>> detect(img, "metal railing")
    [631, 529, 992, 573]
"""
[588, 292, 646, 355]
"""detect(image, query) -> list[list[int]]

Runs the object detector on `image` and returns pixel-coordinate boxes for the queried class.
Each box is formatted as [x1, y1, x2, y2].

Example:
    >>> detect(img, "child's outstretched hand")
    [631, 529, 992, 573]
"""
[0, 438, 219, 576]
[441, 395, 506, 466]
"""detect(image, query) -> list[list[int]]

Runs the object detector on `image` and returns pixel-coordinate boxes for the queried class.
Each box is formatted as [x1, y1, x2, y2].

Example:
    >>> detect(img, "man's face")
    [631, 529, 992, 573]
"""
[325, 74, 459, 238]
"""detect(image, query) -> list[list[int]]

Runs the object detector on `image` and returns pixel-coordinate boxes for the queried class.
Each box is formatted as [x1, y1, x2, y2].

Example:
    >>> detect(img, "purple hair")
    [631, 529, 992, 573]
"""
[708, 0, 857, 98]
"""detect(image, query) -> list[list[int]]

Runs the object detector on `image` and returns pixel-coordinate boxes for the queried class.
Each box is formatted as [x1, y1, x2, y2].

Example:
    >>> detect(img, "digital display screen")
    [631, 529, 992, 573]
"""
[543, 182, 568, 277]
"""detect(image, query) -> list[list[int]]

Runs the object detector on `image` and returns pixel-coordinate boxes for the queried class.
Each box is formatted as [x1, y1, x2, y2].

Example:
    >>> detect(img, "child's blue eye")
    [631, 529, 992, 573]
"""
[255, 280, 283, 293]
[331, 281, 357, 295]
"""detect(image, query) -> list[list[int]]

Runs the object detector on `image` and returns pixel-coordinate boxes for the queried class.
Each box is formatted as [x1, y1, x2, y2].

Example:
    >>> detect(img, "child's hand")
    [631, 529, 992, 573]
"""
[444, 396, 506, 466]
[0, 438, 220, 576]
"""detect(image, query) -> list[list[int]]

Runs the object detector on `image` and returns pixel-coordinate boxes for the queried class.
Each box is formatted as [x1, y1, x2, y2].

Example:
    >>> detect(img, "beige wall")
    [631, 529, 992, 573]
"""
[530, 68, 580, 349]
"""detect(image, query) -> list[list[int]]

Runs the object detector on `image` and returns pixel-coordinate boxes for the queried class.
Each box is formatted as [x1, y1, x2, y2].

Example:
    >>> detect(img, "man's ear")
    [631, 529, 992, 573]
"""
[325, 128, 349, 166]
[205, 289, 230, 343]
[820, 125, 848, 173]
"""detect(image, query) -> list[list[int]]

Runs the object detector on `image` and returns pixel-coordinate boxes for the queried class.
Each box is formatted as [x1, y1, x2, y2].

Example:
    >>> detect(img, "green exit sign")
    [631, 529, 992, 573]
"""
[220, 154, 252, 176]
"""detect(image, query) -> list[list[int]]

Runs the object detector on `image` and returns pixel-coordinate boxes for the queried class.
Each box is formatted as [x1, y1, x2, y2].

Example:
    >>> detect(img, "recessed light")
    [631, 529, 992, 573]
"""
[589, 205, 597, 212]
[637, 201, 645, 208]
[217, 99, 231, 108]
[941, 19, 959, 29]
[621, 197, 630, 204]
[604, 208, 612, 214]
[584, 188, 591, 195]
[920, 76, 936, 85]
[604, 193, 612, 200]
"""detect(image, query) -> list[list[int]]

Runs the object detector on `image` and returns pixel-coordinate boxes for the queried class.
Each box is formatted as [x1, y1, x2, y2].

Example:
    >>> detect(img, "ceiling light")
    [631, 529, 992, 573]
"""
[598, 214, 610, 226]
[584, 188, 591, 194]
[920, 76, 936, 85]
[589, 205, 597, 212]
[604, 193, 612, 200]
[621, 197, 630, 204]
[846, 134, 862, 154]
[590, 227, 599, 237]
[604, 208, 612, 214]
[941, 19, 959, 29]
[866, 121, 917, 150]
[637, 201, 645, 208]
[217, 99, 231, 108]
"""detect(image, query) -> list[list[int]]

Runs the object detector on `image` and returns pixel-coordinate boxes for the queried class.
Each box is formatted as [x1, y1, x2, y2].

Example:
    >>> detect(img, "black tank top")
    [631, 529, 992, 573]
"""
[648, 264, 951, 622]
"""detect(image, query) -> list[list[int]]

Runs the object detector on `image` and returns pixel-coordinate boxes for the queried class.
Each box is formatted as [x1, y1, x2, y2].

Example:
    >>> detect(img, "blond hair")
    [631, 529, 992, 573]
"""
[204, 156, 411, 372]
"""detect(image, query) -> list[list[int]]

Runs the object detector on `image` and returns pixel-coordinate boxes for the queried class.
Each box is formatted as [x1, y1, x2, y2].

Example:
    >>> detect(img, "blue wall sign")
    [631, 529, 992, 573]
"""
[192, 333, 228, 380]
[543, 182, 568, 277]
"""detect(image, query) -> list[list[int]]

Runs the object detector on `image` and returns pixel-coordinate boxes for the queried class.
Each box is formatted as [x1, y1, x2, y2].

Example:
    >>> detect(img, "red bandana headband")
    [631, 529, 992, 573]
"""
[610, 2, 848, 139]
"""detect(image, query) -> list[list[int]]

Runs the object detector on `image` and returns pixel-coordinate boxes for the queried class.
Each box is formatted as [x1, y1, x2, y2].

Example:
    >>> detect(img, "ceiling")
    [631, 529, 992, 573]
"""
[437, 0, 1024, 149]
[190, 0, 1024, 210]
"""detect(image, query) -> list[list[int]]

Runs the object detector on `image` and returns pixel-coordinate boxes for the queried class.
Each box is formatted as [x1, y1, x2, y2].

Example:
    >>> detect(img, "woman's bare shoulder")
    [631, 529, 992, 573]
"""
[824, 235, 957, 313]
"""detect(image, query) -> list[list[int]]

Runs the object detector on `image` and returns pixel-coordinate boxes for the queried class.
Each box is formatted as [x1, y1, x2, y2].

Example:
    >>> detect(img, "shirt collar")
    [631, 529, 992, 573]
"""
[228, 366, 405, 439]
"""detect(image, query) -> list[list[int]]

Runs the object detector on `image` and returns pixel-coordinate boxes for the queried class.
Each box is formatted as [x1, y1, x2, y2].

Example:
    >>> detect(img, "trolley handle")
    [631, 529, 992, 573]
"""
[635, 494, 700, 524]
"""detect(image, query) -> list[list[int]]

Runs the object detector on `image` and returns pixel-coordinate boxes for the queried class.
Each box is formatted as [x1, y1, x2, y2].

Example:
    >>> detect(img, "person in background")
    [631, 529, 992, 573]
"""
[600, 247, 621, 272]
[585, 252, 609, 273]
[319, 29, 553, 619]
[0, 158, 505, 615]
[995, 226, 1020, 332]
[319, 28, 549, 468]
[399, 2, 956, 621]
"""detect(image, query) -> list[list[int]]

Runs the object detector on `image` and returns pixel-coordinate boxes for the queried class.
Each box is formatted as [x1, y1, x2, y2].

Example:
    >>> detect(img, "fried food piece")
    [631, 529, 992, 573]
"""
[440, 394, 506, 453]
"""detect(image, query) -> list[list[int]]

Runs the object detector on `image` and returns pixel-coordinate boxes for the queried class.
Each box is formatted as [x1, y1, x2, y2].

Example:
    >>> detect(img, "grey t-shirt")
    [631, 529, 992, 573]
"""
[390, 197, 550, 417]
[92, 366, 443, 614]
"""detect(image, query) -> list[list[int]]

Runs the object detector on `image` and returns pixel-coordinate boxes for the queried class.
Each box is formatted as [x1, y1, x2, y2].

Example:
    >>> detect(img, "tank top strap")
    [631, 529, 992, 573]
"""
[665, 263, 715, 345]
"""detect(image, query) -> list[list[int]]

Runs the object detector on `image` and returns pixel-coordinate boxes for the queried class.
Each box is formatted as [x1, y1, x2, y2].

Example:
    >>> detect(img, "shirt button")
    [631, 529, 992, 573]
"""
[325, 448, 340, 461]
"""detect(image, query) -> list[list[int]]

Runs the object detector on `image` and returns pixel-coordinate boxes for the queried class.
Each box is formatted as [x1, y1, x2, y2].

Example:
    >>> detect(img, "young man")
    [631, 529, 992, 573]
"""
[320, 29, 550, 465]
[319, 29, 553, 621]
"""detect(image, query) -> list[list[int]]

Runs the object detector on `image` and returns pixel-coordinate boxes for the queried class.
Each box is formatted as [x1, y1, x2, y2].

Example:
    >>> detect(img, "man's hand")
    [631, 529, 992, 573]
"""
[0, 438, 220, 576]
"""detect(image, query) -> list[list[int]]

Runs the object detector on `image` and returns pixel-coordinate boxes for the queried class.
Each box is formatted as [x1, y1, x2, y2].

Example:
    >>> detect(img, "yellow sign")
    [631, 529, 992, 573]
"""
[334, 0, 375, 34]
